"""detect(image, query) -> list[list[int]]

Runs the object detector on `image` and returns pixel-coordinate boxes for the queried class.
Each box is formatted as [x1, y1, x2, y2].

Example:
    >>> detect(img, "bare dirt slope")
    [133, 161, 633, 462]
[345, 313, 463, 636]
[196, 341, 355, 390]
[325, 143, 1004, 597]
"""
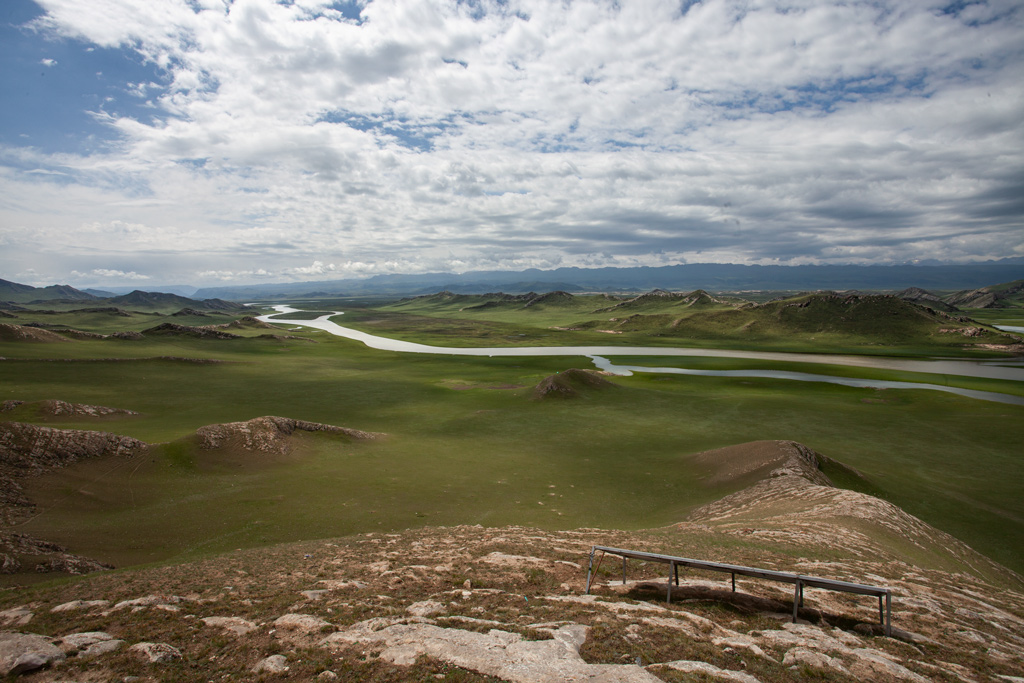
[0, 441, 1021, 681]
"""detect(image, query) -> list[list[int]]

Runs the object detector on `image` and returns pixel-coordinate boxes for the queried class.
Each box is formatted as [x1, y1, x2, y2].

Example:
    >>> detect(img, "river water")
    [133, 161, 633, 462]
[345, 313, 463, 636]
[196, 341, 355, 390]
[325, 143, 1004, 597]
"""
[257, 306, 1024, 405]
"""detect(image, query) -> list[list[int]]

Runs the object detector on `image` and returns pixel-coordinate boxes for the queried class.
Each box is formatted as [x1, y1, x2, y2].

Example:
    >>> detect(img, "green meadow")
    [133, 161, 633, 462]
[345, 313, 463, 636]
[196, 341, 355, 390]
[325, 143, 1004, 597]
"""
[342, 290, 1021, 356]
[2, 300, 1023, 582]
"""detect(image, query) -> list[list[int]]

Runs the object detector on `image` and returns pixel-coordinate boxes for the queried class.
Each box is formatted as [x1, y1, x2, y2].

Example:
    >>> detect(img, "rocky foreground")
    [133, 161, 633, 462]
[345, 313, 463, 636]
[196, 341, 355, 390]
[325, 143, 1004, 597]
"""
[1, 441, 1023, 682]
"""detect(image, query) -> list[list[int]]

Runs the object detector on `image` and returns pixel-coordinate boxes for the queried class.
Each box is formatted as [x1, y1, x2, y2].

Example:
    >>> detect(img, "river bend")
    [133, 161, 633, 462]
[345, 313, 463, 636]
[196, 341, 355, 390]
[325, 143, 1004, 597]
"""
[257, 306, 1024, 405]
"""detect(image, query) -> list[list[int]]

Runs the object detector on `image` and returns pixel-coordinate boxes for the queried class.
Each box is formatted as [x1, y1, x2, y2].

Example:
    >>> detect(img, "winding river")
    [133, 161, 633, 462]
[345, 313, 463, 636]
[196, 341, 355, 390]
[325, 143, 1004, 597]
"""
[257, 306, 1024, 406]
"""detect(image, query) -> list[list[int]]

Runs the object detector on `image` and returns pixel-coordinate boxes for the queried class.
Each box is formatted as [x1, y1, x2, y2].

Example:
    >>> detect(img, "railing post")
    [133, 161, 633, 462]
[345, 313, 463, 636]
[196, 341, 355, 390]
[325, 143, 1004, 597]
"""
[885, 591, 892, 637]
[793, 580, 801, 623]
[585, 547, 595, 595]
[667, 561, 674, 603]
[623, 556, 627, 585]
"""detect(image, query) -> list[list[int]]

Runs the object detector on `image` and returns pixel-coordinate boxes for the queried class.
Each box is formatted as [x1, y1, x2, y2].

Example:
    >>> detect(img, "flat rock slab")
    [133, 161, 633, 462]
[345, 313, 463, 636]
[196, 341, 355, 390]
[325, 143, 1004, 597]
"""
[201, 616, 258, 636]
[654, 660, 762, 683]
[0, 632, 66, 675]
[51, 600, 110, 613]
[274, 613, 332, 632]
[323, 622, 661, 683]
[0, 607, 33, 627]
[114, 594, 184, 610]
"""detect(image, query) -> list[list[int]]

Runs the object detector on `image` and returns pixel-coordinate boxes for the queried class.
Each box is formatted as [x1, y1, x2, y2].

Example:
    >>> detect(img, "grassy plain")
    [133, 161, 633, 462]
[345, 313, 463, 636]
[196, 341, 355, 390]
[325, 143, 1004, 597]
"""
[343, 291, 1020, 356]
[2, 300, 1023, 580]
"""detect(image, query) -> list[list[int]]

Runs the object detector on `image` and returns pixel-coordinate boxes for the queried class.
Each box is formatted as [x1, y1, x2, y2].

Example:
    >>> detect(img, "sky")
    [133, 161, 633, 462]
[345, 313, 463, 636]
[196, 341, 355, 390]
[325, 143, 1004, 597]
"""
[1, 0, 1022, 288]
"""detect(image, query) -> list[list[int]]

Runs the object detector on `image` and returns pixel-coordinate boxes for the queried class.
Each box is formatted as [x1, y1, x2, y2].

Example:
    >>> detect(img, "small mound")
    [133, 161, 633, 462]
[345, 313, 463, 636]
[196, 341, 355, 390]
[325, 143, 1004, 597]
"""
[109, 330, 144, 340]
[48, 329, 107, 340]
[141, 323, 240, 339]
[220, 316, 278, 330]
[532, 369, 616, 400]
[0, 323, 71, 343]
[522, 291, 577, 308]
[0, 532, 113, 576]
[171, 307, 211, 317]
[689, 440, 828, 489]
[194, 416, 384, 455]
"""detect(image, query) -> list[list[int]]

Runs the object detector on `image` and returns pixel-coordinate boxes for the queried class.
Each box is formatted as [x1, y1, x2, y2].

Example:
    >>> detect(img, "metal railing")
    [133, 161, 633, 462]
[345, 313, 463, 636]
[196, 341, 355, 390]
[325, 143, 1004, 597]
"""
[585, 545, 892, 636]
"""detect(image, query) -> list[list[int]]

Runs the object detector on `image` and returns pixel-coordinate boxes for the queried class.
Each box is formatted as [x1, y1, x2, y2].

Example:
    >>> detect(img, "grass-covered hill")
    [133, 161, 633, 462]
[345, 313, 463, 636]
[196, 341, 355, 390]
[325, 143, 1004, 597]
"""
[531, 368, 616, 399]
[103, 290, 250, 313]
[0, 307, 270, 338]
[362, 289, 1020, 353]
[0, 279, 97, 304]
[614, 292, 1002, 345]
[945, 279, 1024, 308]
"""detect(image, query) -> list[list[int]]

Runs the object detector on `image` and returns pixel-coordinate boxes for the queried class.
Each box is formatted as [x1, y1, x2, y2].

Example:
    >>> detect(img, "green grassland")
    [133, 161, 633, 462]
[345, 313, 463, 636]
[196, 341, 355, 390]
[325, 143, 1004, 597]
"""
[2, 309, 1023, 583]
[967, 307, 1024, 327]
[352, 290, 1020, 355]
[0, 306, 256, 336]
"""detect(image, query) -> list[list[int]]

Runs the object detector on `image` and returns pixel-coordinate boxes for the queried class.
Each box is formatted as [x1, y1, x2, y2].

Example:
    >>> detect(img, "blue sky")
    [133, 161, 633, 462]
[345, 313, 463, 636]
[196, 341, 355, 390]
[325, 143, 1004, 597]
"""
[1, 0, 1022, 288]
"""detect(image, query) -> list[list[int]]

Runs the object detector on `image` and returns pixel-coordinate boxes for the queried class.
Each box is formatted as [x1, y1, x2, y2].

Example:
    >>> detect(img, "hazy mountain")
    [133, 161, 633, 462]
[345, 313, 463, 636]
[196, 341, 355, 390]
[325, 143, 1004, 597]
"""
[192, 262, 1024, 300]
[96, 284, 199, 297]
[105, 290, 250, 312]
[0, 279, 97, 303]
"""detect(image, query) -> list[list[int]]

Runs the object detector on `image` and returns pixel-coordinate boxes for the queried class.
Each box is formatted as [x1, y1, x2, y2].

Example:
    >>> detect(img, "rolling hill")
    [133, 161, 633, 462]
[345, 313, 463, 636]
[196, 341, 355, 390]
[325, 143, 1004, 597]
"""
[944, 279, 1024, 308]
[0, 279, 96, 304]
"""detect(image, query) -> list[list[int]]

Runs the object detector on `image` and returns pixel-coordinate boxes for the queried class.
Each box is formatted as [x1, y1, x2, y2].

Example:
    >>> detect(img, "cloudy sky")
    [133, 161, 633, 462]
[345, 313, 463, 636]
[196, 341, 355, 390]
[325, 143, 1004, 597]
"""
[1, 0, 1022, 288]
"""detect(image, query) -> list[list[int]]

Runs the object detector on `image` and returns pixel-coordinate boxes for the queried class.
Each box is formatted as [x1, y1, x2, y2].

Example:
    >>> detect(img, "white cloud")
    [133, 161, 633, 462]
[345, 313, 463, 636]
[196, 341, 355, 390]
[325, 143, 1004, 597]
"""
[39, 58, 57, 67]
[71, 269, 150, 280]
[3, 0, 1021, 285]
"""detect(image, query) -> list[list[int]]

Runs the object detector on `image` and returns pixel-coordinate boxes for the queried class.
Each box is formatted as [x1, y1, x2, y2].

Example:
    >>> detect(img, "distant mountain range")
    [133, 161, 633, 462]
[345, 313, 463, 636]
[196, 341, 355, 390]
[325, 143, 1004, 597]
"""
[190, 261, 1024, 299]
[3, 260, 1023, 304]
[0, 279, 247, 312]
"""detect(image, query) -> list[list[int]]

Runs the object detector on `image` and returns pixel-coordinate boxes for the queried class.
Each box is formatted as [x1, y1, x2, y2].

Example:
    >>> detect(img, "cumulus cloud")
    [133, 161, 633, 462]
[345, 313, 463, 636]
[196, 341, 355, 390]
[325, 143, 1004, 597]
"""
[3, 0, 1022, 285]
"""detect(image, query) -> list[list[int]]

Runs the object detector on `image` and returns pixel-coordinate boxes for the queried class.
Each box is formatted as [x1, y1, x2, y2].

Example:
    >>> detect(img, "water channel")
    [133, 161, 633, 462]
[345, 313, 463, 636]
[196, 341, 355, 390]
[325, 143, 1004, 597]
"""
[257, 306, 1024, 406]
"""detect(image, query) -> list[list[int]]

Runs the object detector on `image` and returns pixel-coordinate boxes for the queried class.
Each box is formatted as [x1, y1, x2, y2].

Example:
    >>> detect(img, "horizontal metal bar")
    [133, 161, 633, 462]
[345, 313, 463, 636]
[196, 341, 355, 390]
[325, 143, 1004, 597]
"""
[589, 545, 890, 598]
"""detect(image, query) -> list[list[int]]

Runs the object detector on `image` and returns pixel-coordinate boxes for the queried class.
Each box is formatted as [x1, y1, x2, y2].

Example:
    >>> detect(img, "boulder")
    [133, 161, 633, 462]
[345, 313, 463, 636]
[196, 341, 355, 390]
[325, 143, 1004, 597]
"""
[129, 641, 182, 663]
[0, 632, 65, 675]
[253, 654, 289, 673]
[406, 600, 446, 617]
[58, 631, 114, 653]
[80, 639, 124, 658]
[782, 647, 849, 674]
